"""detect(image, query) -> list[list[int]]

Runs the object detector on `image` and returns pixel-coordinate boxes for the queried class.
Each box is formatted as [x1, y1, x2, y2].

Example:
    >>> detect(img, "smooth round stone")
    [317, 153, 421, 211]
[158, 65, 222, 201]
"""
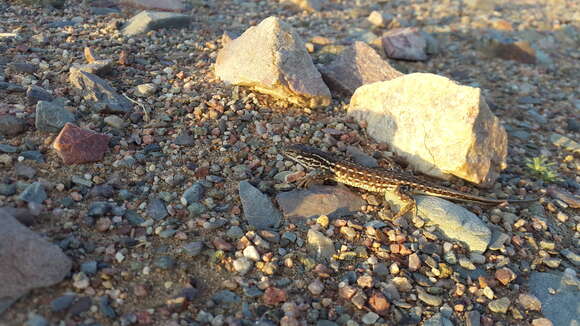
[104, 115, 125, 129]
[135, 83, 157, 97]
[226, 226, 244, 239]
[51, 294, 76, 312]
[80, 261, 98, 275]
[488, 297, 511, 313]
[182, 242, 203, 256]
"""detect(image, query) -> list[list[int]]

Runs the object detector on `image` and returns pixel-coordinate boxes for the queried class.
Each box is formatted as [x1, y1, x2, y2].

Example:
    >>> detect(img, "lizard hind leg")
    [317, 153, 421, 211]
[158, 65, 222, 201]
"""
[392, 185, 417, 219]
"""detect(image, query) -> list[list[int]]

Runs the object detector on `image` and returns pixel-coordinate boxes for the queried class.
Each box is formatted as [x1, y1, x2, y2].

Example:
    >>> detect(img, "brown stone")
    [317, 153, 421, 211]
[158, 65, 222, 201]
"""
[495, 267, 516, 285]
[212, 238, 233, 251]
[338, 284, 357, 299]
[319, 41, 403, 96]
[368, 290, 390, 316]
[276, 185, 364, 219]
[52, 123, 110, 165]
[263, 287, 287, 305]
[408, 253, 421, 271]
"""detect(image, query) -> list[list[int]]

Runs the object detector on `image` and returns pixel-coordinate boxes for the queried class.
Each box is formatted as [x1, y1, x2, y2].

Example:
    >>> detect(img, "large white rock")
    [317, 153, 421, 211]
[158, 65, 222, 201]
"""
[215, 16, 331, 108]
[348, 73, 507, 186]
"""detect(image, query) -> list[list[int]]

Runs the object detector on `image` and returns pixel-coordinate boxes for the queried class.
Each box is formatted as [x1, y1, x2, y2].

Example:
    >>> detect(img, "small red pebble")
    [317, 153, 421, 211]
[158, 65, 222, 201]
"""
[263, 287, 287, 305]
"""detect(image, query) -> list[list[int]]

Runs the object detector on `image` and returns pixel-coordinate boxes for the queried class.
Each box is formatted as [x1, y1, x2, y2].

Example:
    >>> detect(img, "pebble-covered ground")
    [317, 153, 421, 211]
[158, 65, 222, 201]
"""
[0, 0, 579, 325]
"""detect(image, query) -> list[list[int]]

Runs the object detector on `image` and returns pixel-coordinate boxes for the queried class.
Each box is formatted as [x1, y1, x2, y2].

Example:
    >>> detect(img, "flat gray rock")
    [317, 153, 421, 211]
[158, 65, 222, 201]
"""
[276, 184, 364, 219]
[381, 28, 428, 61]
[528, 269, 580, 326]
[319, 41, 403, 96]
[35, 100, 75, 133]
[384, 192, 491, 253]
[239, 181, 281, 230]
[69, 69, 132, 114]
[122, 10, 191, 36]
[0, 210, 72, 315]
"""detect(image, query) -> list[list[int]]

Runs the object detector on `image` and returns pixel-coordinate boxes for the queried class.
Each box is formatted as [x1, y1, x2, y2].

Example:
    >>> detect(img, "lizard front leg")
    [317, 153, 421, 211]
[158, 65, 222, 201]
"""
[391, 185, 417, 219]
[296, 169, 334, 189]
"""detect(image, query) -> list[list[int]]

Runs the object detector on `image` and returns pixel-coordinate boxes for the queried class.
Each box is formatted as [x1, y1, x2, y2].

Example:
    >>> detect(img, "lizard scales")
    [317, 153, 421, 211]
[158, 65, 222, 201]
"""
[284, 144, 534, 206]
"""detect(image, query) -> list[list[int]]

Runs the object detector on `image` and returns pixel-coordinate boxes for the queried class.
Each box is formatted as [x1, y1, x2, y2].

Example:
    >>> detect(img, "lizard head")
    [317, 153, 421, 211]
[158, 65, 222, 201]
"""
[283, 144, 334, 171]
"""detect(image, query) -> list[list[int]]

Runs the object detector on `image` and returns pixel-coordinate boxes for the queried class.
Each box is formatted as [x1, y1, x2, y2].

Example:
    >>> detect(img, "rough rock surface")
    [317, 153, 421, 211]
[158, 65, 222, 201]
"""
[69, 69, 132, 113]
[215, 16, 331, 108]
[276, 185, 365, 219]
[384, 192, 492, 253]
[319, 41, 403, 96]
[35, 100, 75, 133]
[239, 181, 282, 230]
[528, 269, 579, 326]
[0, 210, 72, 315]
[348, 72, 507, 186]
[52, 123, 110, 165]
[381, 28, 428, 61]
[122, 11, 191, 36]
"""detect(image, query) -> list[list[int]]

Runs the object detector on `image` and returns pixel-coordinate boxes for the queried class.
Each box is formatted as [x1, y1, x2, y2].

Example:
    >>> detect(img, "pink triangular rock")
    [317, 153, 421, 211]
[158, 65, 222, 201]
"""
[52, 123, 110, 165]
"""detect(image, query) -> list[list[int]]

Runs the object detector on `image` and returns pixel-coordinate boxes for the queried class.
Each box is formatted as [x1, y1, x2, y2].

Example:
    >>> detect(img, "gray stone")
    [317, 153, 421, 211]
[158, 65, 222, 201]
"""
[26, 85, 54, 104]
[361, 311, 380, 325]
[35, 101, 75, 133]
[71, 60, 114, 76]
[103, 115, 125, 129]
[69, 69, 132, 114]
[0, 115, 27, 137]
[19, 182, 47, 204]
[182, 242, 203, 257]
[561, 249, 580, 266]
[423, 313, 454, 326]
[153, 255, 175, 269]
[384, 193, 491, 252]
[51, 294, 76, 312]
[381, 28, 428, 61]
[319, 41, 403, 96]
[122, 10, 191, 36]
[346, 146, 379, 168]
[276, 184, 364, 219]
[0, 183, 17, 196]
[15, 163, 37, 179]
[212, 290, 240, 304]
[0, 210, 72, 315]
[550, 133, 580, 153]
[465, 310, 480, 326]
[147, 197, 168, 220]
[528, 270, 580, 326]
[181, 183, 205, 205]
[239, 181, 281, 230]
[215, 16, 331, 108]
[488, 297, 511, 313]
[306, 229, 335, 261]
